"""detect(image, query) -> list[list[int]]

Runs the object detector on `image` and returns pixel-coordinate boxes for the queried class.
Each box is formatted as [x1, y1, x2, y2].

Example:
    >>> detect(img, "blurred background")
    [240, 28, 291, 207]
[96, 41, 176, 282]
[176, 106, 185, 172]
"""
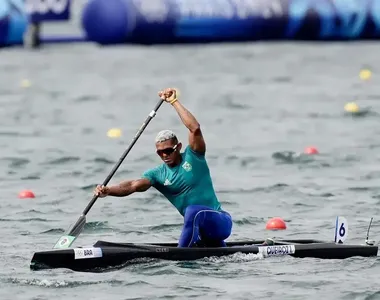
[1, 1, 380, 300]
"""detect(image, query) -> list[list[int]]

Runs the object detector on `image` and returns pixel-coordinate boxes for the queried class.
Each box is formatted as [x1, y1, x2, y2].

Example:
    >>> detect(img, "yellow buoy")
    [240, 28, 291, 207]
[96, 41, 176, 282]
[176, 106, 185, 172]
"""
[107, 128, 122, 138]
[20, 79, 31, 88]
[344, 102, 359, 113]
[359, 69, 372, 81]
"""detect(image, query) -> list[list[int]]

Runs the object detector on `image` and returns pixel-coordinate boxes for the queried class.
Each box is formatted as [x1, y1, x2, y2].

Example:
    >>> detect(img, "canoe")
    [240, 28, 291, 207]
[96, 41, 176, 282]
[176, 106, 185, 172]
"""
[30, 238, 378, 272]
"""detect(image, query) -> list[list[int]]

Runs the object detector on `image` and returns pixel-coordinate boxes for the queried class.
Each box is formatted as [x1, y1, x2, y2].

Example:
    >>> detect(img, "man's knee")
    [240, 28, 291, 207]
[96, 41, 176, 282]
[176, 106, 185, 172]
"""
[201, 211, 232, 240]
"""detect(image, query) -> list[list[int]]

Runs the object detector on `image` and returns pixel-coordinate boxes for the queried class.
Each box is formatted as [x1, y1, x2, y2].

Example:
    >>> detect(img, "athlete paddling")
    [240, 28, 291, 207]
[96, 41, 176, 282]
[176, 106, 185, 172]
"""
[94, 88, 232, 247]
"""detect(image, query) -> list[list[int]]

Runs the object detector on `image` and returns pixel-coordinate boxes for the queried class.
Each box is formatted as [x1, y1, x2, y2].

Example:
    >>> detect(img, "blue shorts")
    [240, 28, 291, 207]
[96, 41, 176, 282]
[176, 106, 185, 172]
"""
[178, 205, 233, 248]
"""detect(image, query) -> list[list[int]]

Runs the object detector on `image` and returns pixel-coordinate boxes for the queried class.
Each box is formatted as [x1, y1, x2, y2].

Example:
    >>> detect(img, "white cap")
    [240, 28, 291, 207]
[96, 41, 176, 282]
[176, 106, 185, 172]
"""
[155, 130, 177, 143]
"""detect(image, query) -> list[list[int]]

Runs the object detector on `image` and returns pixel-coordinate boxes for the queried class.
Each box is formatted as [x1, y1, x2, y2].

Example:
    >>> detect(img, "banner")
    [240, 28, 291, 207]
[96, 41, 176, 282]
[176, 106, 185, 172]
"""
[24, 0, 71, 22]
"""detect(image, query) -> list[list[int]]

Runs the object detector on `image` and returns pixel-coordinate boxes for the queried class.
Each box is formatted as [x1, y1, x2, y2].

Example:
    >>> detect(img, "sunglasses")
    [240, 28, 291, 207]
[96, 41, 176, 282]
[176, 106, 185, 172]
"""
[156, 144, 178, 156]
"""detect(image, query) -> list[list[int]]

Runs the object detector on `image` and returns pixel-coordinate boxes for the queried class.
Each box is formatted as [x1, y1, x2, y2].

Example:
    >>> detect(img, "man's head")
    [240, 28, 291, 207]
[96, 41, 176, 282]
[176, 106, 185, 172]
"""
[155, 130, 182, 167]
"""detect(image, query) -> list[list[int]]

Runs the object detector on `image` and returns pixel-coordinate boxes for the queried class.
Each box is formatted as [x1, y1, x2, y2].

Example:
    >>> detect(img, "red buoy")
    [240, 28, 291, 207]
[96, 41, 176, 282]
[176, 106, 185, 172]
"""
[18, 190, 35, 199]
[304, 146, 319, 155]
[266, 217, 287, 230]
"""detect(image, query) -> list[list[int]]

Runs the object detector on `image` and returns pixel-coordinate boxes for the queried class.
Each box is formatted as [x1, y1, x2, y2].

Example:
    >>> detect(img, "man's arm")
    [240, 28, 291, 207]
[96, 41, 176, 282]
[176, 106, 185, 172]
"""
[108, 178, 152, 197]
[171, 100, 206, 155]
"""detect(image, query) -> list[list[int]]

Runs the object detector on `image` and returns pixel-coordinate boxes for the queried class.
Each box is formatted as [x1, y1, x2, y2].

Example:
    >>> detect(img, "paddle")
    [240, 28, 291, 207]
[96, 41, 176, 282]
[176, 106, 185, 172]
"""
[53, 99, 165, 249]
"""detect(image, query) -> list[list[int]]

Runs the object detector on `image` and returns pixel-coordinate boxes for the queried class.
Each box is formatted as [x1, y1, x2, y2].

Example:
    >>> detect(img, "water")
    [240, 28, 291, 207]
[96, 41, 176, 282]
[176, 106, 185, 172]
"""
[1, 41, 380, 300]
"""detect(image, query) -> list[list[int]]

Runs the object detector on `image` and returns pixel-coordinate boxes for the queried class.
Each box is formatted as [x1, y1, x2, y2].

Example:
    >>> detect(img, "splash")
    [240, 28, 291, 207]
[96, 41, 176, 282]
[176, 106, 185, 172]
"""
[7, 277, 125, 288]
[204, 252, 263, 263]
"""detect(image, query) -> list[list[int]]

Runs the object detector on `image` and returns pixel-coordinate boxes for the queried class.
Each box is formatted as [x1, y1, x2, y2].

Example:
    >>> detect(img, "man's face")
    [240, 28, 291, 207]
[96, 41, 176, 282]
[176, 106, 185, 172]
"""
[155, 139, 182, 166]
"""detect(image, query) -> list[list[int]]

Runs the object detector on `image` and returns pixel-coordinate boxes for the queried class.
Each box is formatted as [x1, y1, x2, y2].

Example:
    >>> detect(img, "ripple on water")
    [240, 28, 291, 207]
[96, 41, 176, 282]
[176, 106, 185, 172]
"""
[91, 157, 116, 164]
[41, 156, 81, 165]
[0, 157, 31, 168]
[6, 277, 127, 288]
[0, 217, 50, 222]
[83, 221, 116, 233]
[216, 183, 289, 194]
[39, 228, 65, 234]
[233, 216, 265, 225]
[345, 291, 380, 300]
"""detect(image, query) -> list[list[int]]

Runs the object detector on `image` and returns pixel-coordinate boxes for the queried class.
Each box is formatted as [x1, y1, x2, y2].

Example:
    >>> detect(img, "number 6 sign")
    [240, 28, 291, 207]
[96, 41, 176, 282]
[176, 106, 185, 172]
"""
[334, 216, 348, 244]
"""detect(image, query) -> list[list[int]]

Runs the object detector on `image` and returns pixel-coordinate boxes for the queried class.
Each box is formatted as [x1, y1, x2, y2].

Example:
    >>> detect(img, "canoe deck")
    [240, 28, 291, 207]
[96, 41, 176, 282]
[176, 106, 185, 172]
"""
[30, 238, 379, 272]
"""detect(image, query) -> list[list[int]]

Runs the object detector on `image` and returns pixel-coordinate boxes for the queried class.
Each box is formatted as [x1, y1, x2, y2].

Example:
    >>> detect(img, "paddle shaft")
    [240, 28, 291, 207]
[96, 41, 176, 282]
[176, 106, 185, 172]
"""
[84, 99, 164, 215]
[69, 99, 164, 234]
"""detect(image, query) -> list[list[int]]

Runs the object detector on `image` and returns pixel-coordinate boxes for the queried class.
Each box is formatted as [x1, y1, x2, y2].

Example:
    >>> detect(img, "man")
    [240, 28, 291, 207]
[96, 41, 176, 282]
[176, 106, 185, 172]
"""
[94, 88, 233, 248]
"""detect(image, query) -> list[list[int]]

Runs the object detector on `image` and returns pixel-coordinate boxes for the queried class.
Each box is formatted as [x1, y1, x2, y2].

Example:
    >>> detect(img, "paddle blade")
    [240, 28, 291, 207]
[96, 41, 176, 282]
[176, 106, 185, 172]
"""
[53, 216, 86, 249]
[53, 235, 76, 249]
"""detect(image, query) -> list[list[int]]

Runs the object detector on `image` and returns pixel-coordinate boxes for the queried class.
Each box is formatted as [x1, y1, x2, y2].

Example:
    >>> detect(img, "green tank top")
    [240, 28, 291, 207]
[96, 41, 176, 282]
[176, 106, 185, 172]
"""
[142, 146, 221, 216]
